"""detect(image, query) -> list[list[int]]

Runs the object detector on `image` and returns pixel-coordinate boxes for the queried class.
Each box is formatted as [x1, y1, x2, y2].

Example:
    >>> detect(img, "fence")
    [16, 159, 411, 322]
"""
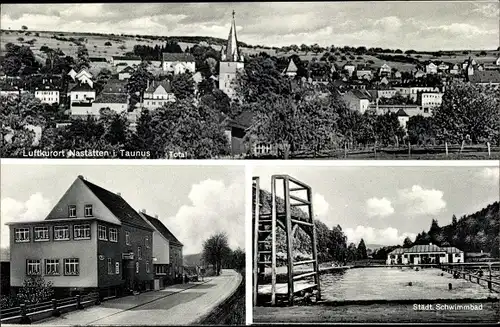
[441, 267, 500, 293]
[0, 292, 100, 324]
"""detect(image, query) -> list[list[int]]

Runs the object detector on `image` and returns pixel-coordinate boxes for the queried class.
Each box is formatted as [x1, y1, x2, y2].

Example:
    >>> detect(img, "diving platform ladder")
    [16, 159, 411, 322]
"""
[253, 175, 321, 306]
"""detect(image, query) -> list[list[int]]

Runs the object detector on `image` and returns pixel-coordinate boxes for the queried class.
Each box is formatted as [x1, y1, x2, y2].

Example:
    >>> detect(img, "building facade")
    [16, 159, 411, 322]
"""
[7, 176, 154, 298]
[162, 53, 196, 75]
[386, 244, 464, 265]
[142, 80, 176, 110]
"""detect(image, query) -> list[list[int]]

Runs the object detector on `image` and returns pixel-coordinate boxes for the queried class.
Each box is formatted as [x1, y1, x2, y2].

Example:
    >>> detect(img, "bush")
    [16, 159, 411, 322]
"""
[16, 276, 54, 305]
[105, 41, 112, 46]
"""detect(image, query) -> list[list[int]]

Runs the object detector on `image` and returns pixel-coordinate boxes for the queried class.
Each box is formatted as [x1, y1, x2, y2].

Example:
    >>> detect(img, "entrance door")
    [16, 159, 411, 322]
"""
[122, 259, 134, 290]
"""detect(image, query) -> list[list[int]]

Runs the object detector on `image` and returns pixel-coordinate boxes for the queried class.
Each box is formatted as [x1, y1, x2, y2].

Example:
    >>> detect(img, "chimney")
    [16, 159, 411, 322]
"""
[78, 175, 84, 180]
[141, 209, 146, 214]
[154, 214, 158, 219]
[117, 192, 121, 197]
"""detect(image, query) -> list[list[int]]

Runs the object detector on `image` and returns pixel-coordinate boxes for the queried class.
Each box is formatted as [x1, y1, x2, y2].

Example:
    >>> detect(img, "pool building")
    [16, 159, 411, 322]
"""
[386, 243, 464, 265]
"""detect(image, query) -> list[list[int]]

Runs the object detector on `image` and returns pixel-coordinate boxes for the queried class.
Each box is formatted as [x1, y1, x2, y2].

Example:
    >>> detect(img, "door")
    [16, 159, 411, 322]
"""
[122, 259, 134, 290]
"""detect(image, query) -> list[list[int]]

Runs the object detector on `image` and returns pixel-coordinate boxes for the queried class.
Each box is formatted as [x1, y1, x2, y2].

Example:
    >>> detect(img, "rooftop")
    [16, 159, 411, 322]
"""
[469, 70, 500, 84]
[162, 52, 196, 62]
[389, 244, 463, 255]
[142, 212, 183, 247]
[94, 93, 128, 104]
[70, 83, 94, 92]
[145, 79, 172, 93]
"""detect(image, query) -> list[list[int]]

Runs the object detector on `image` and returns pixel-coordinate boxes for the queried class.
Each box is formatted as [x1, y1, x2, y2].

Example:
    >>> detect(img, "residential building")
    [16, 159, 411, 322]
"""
[142, 80, 175, 110]
[469, 70, 500, 88]
[437, 62, 449, 72]
[162, 53, 196, 75]
[417, 91, 443, 114]
[393, 86, 439, 101]
[219, 11, 245, 99]
[450, 64, 460, 75]
[69, 84, 96, 116]
[413, 69, 426, 79]
[111, 56, 143, 67]
[379, 63, 391, 76]
[386, 244, 464, 265]
[90, 79, 129, 115]
[396, 108, 409, 130]
[367, 86, 397, 99]
[343, 62, 356, 77]
[355, 65, 373, 80]
[118, 66, 135, 80]
[371, 104, 426, 117]
[0, 85, 21, 97]
[34, 84, 60, 105]
[343, 89, 372, 113]
[283, 58, 298, 77]
[496, 56, 500, 66]
[137, 211, 171, 289]
[7, 175, 155, 298]
[140, 212, 184, 286]
[425, 62, 438, 74]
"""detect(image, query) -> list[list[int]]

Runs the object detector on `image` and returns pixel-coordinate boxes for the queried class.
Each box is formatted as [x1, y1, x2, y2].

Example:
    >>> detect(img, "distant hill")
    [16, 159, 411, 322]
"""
[414, 201, 499, 257]
[183, 253, 203, 267]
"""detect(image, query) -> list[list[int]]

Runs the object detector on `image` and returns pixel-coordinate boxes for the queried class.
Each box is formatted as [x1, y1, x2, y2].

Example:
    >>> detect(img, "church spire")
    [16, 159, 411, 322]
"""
[225, 10, 240, 62]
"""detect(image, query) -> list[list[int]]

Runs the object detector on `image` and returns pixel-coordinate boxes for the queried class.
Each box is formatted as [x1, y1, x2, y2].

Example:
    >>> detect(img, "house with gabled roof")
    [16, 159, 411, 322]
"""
[162, 53, 196, 75]
[142, 79, 176, 110]
[70, 83, 96, 116]
[342, 89, 372, 113]
[469, 70, 500, 88]
[7, 175, 155, 298]
[118, 66, 135, 80]
[387, 243, 464, 265]
[283, 58, 298, 77]
[139, 211, 183, 286]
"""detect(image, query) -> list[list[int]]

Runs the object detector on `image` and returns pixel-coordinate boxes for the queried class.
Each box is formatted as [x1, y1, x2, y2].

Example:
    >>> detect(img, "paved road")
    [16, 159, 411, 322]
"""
[35, 269, 242, 326]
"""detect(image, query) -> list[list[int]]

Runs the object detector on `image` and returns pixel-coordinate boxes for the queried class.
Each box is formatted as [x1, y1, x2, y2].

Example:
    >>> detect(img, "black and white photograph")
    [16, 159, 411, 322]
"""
[252, 164, 499, 323]
[1, 1, 499, 159]
[0, 163, 245, 325]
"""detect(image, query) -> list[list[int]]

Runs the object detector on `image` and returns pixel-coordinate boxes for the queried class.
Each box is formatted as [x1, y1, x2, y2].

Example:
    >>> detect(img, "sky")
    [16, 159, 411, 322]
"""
[0, 163, 245, 255]
[253, 165, 500, 247]
[1, 1, 499, 51]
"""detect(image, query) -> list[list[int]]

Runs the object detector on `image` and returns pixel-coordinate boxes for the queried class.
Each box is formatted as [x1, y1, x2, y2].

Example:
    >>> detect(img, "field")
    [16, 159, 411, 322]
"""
[1, 29, 498, 74]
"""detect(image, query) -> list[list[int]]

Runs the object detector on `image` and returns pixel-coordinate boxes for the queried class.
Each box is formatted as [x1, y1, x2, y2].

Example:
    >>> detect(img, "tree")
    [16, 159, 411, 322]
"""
[452, 214, 458, 226]
[346, 243, 358, 262]
[357, 239, 368, 260]
[126, 63, 153, 100]
[407, 115, 436, 145]
[433, 81, 500, 144]
[171, 72, 195, 100]
[202, 232, 230, 275]
[75, 45, 90, 71]
[22, 25, 28, 31]
[105, 41, 112, 46]
[403, 237, 413, 248]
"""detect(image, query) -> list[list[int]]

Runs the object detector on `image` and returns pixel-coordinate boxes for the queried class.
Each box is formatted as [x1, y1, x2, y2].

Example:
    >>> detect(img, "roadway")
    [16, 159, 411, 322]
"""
[33, 269, 242, 326]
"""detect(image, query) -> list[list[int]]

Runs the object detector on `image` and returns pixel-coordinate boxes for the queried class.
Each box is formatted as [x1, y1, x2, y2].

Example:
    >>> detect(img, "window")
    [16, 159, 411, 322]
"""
[98, 225, 107, 240]
[27, 259, 41, 275]
[109, 228, 118, 242]
[125, 231, 130, 245]
[34, 226, 49, 241]
[74, 224, 91, 239]
[136, 262, 139, 273]
[54, 226, 69, 240]
[15, 228, 30, 242]
[138, 246, 142, 260]
[64, 258, 79, 275]
[156, 265, 167, 275]
[146, 261, 150, 273]
[115, 262, 120, 274]
[45, 259, 60, 275]
[84, 204, 93, 217]
[68, 205, 77, 217]
[107, 258, 113, 274]
[145, 236, 150, 248]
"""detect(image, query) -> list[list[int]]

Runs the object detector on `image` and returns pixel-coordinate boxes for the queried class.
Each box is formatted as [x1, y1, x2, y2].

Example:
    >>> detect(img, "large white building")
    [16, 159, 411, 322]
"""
[142, 80, 175, 110]
[34, 82, 60, 105]
[218, 11, 245, 99]
[162, 53, 196, 75]
[387, 243, 465, 265]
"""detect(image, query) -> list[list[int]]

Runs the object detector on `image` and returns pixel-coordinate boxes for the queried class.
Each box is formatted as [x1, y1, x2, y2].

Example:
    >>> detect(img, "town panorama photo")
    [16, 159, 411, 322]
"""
[1, 2, 499, 159]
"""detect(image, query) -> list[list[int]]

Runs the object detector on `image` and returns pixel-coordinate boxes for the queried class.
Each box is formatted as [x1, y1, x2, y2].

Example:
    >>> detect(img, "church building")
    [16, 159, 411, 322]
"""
[219, 11, 245, 99]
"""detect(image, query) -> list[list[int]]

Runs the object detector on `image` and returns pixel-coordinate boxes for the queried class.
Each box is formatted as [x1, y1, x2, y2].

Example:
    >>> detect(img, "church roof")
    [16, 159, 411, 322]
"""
[224, 11, 241, 62]
[285, 59, 298, 73]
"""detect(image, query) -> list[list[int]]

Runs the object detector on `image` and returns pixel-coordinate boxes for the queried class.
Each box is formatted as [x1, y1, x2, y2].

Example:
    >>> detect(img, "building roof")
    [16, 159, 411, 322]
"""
[224, 11, 241, 62]
[350, 89, 371, 100]
[162, 52, 196, 62]
[112, 55, 141, 61]
[89, 57, 108, 62]
[285, 59, 298, 73]
[75, 177, 153, 231]
[102, 79, 127, 94]
[230, 111, 255, 130]
[70, 83, 94, 92]
[145, 79, 172, 93]
[142, 212, 183, 247]
[120, 66, 135, 74]
[94, 93, 128, 104]
[389, 243, 463, 255]
[469, 70, 500, 84]
[396, 109, 409, 117]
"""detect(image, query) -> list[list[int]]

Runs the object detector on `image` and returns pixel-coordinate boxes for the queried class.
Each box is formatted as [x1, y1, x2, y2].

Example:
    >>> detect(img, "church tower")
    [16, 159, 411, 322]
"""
[219, 10, 245, 99]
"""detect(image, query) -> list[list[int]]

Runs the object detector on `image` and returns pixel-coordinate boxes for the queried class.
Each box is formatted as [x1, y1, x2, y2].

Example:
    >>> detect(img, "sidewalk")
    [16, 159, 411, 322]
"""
[34, 269, 242, 326]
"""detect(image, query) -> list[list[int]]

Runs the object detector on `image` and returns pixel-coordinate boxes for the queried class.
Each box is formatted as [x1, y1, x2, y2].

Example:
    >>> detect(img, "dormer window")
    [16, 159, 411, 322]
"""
[69, 205, 77, 218]
[84, 204, 93, 217]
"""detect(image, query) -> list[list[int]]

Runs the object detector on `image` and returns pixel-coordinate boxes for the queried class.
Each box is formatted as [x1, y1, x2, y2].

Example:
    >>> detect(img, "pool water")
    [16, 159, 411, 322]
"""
[319, 267, 498, 301]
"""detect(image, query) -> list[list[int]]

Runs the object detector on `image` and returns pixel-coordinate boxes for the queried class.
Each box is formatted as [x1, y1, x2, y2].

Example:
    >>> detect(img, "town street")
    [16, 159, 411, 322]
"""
[34, 269, 242, 326]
